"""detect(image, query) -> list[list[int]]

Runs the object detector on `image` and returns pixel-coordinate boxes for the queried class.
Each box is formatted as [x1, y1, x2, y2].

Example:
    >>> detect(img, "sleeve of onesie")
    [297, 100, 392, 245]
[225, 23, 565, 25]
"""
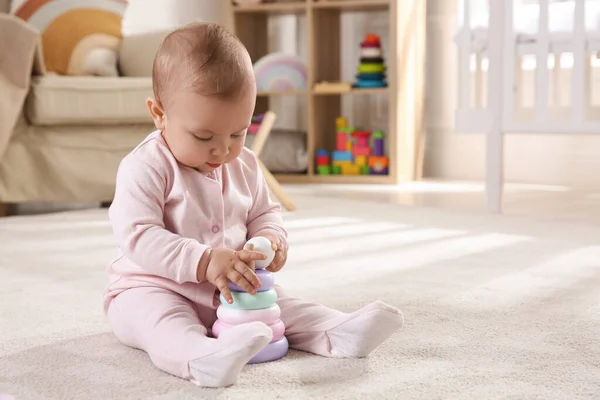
[109, 155, 208, 284]
[245, 151, 289, 250]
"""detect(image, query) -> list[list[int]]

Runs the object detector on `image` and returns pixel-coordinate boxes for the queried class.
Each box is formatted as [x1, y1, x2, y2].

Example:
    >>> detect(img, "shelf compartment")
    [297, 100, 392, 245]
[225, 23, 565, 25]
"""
[312, 86, 389, 95]
[257, 90, 309, 96]
[312, 0, 390, 12]
[233, 1, 307, 14]
[275, 173, 395, 184]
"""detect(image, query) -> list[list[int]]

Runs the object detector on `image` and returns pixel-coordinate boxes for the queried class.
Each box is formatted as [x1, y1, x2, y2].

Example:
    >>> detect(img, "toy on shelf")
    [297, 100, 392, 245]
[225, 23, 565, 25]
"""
[354, 33, 388, 89]
[248, 114, 264, 134]
[315, 117, 389, 176]
[212, 238, 288, 364]
[253, 52, 308, 92]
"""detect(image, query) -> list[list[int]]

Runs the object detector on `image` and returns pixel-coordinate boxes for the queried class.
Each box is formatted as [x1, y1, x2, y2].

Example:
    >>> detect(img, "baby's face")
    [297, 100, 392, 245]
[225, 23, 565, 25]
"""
[159, 88, 256, 172]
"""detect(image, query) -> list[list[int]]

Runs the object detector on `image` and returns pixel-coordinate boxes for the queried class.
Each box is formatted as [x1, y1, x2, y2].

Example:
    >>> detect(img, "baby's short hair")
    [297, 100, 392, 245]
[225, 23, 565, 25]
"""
[152, 22, 254, 108]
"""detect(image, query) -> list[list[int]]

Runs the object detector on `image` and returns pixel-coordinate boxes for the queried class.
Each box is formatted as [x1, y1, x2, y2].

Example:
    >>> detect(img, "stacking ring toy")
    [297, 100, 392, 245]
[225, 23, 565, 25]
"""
[249, 336, 289, 364]
[228, 269, 275, 293]
[358, 63, 386, 74]
[212, 319, 285, 343]
[360, 47, 382, 57]
[219, 288, 278, 310]
[216, 304, 281, 325]
[246, 236, 275, 269]
[354, 80, 388, 88]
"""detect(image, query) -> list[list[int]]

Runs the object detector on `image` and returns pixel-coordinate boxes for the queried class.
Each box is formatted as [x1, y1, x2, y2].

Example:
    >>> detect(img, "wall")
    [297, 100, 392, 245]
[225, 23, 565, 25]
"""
[424, 0, 600, 188]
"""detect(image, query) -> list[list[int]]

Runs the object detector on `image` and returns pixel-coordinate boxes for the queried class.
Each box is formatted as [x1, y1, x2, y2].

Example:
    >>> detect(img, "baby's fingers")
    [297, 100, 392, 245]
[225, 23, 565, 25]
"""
[237, 249, 268, 262]
[266, 250, 286, 272]
[215, 275, 234, 304]
[228, 268, 257, 295]
[234, 261, 262, 290]
[272, 251, 284, 267]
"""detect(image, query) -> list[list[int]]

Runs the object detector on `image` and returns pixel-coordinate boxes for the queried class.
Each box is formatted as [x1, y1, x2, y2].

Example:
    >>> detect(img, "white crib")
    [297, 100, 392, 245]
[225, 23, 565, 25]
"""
[454, 0, 600, 213]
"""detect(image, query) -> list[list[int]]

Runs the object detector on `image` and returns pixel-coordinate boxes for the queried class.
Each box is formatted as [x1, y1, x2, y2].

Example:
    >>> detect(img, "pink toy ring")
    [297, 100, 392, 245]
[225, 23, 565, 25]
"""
[215, 304, 281, 325]
[212, 318, 285, 343]
[249, 336, 288, 364]
[228, 269, 274, 292]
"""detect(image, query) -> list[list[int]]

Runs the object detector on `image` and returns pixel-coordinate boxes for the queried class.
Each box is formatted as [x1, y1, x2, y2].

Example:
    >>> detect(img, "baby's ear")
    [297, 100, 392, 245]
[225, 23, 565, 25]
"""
[146, 97, 166, 129]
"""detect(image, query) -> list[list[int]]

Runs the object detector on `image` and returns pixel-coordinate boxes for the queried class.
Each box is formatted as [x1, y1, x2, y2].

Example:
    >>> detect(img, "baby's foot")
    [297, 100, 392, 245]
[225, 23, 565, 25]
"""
[327, 301, 404, 358]
[188, 321, 272, 387]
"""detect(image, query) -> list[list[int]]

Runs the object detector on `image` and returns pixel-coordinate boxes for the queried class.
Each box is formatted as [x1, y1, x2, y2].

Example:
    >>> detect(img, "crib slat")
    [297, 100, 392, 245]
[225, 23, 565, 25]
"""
[459, 0, 471, 109]
[552, 54, 561, 107]
[502, 0, 515, 126]
[474, 53, 483, 107]
[572, 0, 586, 122]
[487, 0, 505, 214]
[536, 0, 549, 121]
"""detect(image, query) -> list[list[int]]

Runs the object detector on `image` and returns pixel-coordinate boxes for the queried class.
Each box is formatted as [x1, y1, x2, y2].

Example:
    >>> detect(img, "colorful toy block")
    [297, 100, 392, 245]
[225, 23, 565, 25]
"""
[336, 133, 347, 152]
[332, 151, 353, 162]
[352, 146, 371, 157]
[332, 161, 359, 175]
[352, 131, 370, 148]
[355, 155, 367, 167]
[317, 165, 331, 175]
[313, 120, 389, 177]
[336, 117, 348, 130]
[316, 156, 329, 165]
[339, 164, 360, 175]
[372, 131, 385, 157]
[368, 156, 389, 175]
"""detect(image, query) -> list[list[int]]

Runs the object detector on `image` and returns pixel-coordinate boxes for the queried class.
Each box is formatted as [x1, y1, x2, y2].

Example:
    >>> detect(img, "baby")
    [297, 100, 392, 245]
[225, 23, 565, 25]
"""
[104, 22, 404, 388]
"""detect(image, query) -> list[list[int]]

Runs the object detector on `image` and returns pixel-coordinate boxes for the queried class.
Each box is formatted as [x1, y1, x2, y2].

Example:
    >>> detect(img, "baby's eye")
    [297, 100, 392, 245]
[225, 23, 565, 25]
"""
[194, 135, 213, 141]
[231, 133, 244, 138]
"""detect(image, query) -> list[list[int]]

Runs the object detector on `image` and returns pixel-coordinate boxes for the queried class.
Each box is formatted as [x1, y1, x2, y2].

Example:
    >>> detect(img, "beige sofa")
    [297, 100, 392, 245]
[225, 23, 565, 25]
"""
[0, 1, 309, 216]
[0, 1, 155, 214]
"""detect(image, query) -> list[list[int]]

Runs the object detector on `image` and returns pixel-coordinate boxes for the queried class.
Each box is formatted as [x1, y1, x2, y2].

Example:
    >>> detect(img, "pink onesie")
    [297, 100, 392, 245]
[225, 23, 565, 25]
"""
[104, 130, 286, 314]
[105, 130, 403, 385]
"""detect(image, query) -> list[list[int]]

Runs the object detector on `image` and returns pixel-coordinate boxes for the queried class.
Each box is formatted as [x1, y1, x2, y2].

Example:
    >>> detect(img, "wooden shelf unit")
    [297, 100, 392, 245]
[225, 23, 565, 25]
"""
[229, 0, 426, 184]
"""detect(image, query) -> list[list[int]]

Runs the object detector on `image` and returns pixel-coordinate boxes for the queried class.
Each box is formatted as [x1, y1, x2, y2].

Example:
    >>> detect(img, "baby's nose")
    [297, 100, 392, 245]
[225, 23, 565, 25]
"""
[212, 145, 229, 156]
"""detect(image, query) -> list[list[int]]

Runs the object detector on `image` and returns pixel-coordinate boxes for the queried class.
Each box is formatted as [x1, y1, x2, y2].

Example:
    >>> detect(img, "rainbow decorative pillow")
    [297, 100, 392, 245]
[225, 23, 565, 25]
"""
[11, 0, 127, 76]
[253, 53, 307, 92]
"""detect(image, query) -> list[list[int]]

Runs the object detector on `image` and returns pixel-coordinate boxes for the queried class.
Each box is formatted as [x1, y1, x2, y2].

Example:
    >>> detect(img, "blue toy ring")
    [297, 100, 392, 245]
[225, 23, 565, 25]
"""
[220, 288, 278, 310]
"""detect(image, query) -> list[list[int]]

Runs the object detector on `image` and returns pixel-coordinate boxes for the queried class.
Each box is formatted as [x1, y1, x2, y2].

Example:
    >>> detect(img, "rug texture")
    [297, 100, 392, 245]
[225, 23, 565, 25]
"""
[1, 194, 599, 399]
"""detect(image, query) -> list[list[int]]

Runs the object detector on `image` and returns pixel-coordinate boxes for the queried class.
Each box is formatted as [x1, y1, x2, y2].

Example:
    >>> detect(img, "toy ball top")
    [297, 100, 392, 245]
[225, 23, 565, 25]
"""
[362, 33, 381, 46]
[246, 236, 276, 269]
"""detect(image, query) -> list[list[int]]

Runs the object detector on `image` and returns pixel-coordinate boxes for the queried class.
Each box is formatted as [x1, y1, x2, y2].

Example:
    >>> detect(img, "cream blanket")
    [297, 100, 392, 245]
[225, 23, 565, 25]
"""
[0, 14, 44, 157]
[1, 194, 600, 399]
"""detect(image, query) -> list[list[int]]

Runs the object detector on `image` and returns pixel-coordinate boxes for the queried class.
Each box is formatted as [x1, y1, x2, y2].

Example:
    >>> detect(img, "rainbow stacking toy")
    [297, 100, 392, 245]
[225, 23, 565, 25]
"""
[211, 237, 288, 364]
[253, 52, 308, 92]
[354, 33, 388, 89]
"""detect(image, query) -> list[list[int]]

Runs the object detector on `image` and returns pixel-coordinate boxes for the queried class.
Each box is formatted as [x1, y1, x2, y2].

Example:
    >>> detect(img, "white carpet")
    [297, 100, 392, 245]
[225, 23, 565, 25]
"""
[1, 194, 600, 399]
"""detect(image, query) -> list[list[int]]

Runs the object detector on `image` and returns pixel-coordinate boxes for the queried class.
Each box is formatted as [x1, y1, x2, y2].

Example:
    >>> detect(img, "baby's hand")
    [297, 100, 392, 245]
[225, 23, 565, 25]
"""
[205, 248, 267, 304]
[256, 233, 288, 273]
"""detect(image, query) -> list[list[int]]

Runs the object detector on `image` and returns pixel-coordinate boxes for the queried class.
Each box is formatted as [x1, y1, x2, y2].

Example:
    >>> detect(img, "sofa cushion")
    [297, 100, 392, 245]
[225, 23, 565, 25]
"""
[119, 29, 170, 77]
[25, 75, 153, 126]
